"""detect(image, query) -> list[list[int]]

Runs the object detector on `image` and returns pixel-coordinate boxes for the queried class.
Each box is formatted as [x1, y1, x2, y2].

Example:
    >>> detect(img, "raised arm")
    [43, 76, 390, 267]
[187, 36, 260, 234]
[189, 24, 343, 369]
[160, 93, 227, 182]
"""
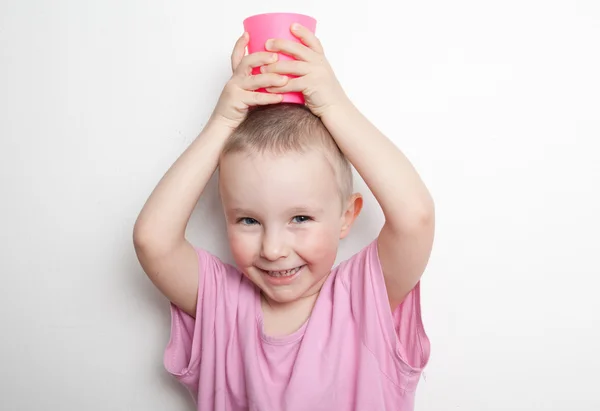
[322, 102, 435, 310]
[133, 123, 229, 316]
[133, 33, 288, 316]
[261, 24, 435, 311]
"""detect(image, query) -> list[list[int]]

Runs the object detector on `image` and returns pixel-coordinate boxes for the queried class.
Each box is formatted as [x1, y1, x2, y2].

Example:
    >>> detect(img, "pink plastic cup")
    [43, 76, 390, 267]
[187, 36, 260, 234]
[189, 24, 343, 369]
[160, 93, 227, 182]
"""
[243, 13, 317, 104]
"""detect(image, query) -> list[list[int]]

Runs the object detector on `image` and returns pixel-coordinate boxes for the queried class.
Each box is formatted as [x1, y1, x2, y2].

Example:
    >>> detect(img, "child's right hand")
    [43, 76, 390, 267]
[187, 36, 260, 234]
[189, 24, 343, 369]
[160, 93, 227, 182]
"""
[209, 33, 289, 131]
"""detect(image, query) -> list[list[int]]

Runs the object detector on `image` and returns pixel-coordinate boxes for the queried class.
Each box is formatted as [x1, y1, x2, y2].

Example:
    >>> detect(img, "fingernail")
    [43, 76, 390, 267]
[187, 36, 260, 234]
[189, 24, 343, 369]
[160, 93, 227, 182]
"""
[265, 39, 274, 50]
[291, 23, 300, 31]
[260, 66, 266, 73]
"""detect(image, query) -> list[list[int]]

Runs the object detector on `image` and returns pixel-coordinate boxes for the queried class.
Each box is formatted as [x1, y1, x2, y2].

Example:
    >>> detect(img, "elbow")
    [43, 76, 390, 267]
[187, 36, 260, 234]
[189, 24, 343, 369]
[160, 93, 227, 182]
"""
[408, 204, 435, 232]
[132, 217, 161, 256]
[417, 197, 435, 226]
[405, 193, 435, 228]
[132, 219, 151, 254]
[132, 217, 182, 260]
[388, 197, 435, 233]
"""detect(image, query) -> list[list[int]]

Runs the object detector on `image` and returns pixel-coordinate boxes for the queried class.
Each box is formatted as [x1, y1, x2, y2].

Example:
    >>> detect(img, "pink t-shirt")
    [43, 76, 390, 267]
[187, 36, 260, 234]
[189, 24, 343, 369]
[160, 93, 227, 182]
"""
[164, 240, 430, 411]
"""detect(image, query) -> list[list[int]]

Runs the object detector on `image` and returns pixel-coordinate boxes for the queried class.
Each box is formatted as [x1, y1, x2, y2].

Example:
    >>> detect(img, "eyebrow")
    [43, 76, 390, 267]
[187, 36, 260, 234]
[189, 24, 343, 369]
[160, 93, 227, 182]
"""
[230, 208, 255, 216]
[287, 206, 324, 214]
[230, 206, 324, 215]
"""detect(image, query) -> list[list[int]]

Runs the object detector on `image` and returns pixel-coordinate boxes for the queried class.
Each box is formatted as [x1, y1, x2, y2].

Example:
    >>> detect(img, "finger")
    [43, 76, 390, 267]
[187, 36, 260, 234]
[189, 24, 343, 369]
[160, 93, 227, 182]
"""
[231, 32, 249, 72]
[241, 73, 288, 91]
[242, 91, 284, 106]
[265, 77, 303, 94]
[260, 60, 311, 76]
[290, 24, 324, 54]
[236, 52, 279, 75]
[265, 38, 313, 61]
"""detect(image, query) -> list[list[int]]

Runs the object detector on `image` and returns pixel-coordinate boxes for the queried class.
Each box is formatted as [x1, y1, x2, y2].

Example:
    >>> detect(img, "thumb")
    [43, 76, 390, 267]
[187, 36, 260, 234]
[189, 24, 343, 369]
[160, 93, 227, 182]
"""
[230, 32, 249, 73]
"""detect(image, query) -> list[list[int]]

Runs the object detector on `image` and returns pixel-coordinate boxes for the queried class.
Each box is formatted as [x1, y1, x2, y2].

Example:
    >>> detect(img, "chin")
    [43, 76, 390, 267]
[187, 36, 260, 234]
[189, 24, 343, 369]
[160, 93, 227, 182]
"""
[261, 288, 306, 304]
[263, 279, 329, 305]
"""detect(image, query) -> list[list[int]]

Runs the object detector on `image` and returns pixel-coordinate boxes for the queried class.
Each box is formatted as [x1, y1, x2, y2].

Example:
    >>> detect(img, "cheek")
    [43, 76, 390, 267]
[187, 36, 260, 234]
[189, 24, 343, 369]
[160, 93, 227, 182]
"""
[297, 224, 340, 266]
[227, 229, 256, 267]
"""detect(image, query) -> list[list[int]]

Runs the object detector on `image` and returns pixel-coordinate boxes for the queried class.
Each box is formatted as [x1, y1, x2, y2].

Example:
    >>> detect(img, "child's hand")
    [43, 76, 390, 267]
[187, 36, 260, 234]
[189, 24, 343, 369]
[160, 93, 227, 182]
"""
[259, 24, 349, 118]
[210, 33, 289, 130]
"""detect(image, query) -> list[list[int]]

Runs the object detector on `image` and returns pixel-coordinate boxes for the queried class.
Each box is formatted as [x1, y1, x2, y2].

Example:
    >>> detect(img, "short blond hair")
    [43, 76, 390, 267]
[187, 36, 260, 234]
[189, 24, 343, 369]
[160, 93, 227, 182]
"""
[221, 104, 353, 201]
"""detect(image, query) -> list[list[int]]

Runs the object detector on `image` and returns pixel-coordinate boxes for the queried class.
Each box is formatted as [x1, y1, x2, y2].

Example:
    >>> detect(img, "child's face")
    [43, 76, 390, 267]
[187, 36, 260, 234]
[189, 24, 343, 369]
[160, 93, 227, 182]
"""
[219, 149, 352, 305]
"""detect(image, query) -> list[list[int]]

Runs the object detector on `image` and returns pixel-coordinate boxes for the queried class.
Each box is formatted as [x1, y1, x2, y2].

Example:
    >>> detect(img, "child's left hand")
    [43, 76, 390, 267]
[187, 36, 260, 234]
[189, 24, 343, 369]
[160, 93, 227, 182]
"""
[259, 24, 349, 118]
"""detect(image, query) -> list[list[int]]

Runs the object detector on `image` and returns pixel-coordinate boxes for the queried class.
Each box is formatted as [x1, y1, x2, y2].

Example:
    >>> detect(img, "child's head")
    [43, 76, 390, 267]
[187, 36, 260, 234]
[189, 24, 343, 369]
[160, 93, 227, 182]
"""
[218, 104, 362, 305]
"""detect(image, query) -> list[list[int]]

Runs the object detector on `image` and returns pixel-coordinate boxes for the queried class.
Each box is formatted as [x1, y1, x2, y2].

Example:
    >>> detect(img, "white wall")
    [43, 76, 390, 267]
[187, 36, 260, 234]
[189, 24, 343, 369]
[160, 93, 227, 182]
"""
[1, 0, 599, 409]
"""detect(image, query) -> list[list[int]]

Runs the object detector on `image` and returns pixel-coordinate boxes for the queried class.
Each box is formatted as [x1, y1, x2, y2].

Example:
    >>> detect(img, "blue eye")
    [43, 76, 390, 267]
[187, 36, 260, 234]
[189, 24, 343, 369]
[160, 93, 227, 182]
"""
[238, 217, 259, 225]
[292, 215, 311, 223]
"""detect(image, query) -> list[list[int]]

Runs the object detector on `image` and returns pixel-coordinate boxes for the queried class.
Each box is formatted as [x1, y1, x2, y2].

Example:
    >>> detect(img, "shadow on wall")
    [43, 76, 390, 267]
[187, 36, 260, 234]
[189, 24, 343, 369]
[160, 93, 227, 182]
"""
[337, 169, 384, 264]
[187, 170, 233, 262]
[123, 216, 204, 408]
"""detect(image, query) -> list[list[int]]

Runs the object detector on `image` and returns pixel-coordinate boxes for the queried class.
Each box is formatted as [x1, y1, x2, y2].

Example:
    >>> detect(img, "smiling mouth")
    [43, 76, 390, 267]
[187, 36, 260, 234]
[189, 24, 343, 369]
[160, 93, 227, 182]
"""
[261, 265, 305, 278]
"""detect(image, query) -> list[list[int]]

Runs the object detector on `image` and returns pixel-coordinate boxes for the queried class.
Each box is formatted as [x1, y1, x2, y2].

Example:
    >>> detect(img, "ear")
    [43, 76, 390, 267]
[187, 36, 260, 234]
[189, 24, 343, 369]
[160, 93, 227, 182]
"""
[340, 193, 363, 239]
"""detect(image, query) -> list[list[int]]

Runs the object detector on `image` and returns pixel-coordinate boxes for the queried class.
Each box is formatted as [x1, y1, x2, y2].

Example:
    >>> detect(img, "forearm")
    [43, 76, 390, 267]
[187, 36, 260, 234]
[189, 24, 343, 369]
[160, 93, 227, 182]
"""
[133, 121, 230, 249]
[322, 102, 434, 229]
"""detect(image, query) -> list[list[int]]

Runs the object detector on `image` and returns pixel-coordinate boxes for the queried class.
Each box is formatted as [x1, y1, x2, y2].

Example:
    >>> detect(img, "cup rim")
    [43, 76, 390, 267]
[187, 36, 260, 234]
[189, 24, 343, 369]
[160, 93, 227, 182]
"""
[243, 12, 316, 25]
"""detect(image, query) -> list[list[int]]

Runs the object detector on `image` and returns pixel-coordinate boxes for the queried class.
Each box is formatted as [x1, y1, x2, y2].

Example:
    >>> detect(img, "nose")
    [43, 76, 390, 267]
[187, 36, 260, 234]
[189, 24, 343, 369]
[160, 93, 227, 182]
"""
[260, 228, 289, 261]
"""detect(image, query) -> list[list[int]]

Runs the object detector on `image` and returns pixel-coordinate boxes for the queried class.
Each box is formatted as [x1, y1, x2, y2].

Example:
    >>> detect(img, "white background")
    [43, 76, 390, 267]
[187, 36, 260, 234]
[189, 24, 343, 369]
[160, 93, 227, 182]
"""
[1, 0, 599, 410]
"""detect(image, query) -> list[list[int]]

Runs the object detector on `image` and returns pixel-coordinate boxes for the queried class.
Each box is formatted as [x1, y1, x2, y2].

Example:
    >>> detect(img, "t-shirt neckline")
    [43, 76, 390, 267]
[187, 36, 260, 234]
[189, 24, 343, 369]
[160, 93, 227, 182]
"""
[254, 287, 311, 346]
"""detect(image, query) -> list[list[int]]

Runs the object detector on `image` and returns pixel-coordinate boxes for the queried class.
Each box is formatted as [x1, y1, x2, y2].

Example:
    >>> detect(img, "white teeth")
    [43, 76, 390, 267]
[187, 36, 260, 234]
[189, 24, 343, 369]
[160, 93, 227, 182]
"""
[266, 266, 302, 278]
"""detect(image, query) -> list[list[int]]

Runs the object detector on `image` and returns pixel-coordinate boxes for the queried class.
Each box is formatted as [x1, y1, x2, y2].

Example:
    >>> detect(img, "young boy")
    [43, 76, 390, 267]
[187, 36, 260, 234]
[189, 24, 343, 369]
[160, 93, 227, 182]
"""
[134, 24, 435, 411]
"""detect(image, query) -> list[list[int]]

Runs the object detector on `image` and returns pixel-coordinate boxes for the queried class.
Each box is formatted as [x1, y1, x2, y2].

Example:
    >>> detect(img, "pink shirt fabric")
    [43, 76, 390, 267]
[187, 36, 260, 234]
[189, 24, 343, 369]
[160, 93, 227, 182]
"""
[164, 240, 430, 411]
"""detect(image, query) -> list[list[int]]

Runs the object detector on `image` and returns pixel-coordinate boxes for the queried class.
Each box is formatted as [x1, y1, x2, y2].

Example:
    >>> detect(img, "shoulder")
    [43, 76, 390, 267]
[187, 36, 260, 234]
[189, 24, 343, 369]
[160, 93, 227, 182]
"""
[334, 239, 380, 291]
[192, 247, 256, 307]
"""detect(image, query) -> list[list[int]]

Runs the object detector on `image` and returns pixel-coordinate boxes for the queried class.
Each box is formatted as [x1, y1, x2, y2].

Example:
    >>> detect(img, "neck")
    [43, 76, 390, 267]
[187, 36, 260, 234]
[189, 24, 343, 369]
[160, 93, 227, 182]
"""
[261, 272, 329, 313]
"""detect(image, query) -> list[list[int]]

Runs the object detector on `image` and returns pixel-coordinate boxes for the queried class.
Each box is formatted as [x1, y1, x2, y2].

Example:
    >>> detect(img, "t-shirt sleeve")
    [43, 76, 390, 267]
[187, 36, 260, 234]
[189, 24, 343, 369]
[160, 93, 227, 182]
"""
[162, 247, 243, 397]
[339, 239, 430, 385]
